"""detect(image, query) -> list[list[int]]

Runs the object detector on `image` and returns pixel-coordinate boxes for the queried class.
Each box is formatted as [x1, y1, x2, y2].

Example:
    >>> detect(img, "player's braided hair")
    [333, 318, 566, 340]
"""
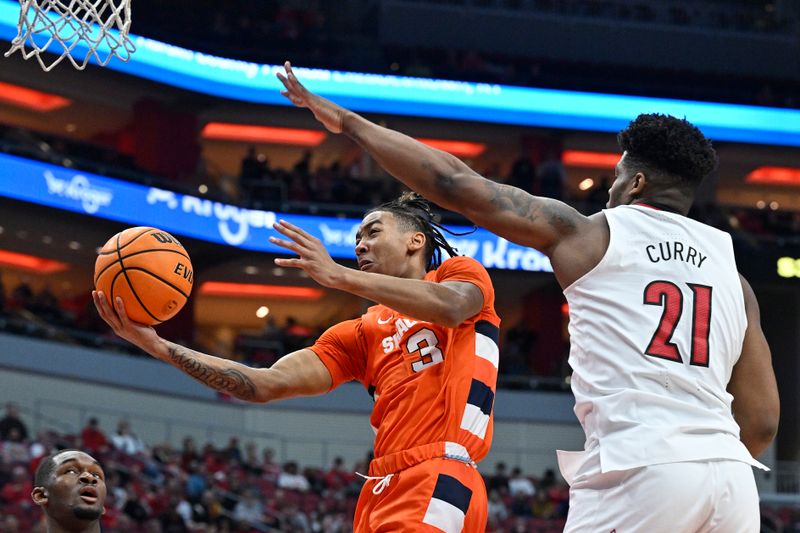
[618, 113, 718, 188]
[367, 192, 470, 271]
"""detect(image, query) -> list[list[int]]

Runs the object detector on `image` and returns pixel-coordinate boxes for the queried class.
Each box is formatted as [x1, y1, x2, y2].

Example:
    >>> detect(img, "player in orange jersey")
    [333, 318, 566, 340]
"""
[94, 192, 500, 532]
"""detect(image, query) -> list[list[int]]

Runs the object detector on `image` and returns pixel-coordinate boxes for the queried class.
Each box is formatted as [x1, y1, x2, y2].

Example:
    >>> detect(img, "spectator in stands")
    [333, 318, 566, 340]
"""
[184, 462, 207, 502]
[31, 449, 106, 533]
[278, 461, 310, 492]
[486, 488, 509, 523]
[531, 488, 556, 519]
[488, 461, 510, 494]
[2, 428, 31, 464]
[110, 420, 146, 456]
[538, 150, 567, 200]
[508, 466, 536, 497]
[10, 280, 33, 312]
[324, 456, 354, 491]
[121, 482, 150, 524]
[179, 437, 200, 471]
[1, 465, 32, 509]
[158, 502, 189, 533]
[261, 448, 282, 483]
[221, 436, 242, 464]
[508, 151, 537, 194]
[32, 285, 63, 323]
[0, 403, 28, 442]
[79, 418, 109, 455]
[539, 468, 557, 491]
[233, 489, 266, 527]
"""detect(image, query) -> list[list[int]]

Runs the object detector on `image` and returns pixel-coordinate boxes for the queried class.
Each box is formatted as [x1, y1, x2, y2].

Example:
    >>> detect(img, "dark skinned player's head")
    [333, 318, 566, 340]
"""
[32, 449, 106, 530]
[608, 113, 718, 208]
[356, 193, 458, 277]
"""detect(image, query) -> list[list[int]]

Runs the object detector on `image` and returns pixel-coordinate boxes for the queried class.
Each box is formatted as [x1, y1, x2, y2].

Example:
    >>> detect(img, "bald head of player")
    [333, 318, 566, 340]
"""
[31, 449, 106, 533]
[355, 192, 459, 278]
[607, 113, 718, 215]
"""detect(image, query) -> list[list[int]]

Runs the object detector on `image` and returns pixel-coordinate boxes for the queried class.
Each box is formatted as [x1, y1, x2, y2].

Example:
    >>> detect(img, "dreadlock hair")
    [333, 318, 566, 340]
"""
[617, 113, 718, 191]
[367, 192, 467, 271]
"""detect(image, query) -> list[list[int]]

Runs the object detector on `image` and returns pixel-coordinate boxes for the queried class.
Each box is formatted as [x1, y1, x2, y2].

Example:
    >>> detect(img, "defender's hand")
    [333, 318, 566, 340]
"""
[277, 61, 346, 134]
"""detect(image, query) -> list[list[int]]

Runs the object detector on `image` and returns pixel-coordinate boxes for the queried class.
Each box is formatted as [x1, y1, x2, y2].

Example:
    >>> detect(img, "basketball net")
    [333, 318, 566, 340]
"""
[4, 0, 135, 72]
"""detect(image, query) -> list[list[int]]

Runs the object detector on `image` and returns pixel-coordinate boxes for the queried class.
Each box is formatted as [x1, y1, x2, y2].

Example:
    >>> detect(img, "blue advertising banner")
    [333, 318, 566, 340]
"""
[0, 153, 552, 272]
[2, 0, 800, 147]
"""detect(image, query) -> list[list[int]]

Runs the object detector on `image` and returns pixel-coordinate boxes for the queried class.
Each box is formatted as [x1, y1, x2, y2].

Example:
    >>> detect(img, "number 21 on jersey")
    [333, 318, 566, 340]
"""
[643, 281, 712, 367]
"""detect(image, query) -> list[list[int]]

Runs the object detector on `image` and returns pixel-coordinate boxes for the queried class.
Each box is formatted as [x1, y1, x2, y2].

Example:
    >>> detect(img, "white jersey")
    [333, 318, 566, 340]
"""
[558, 204, 765, 484]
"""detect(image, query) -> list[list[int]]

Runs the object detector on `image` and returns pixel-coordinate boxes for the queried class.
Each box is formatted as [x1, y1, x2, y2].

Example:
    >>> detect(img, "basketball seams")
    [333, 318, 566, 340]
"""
[115, 230, 162, 324]
[94, 248, 191, 284]
[97, 227, 157, 256]
[123, 267, 191, 300]
[95, 227, 159, 284]
[110, 269, 162, 324]
[98, 227, 185, 256]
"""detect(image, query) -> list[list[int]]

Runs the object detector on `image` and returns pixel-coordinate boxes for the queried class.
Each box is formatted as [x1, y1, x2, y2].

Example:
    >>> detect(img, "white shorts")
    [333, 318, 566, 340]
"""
[563, 460, 760, 533]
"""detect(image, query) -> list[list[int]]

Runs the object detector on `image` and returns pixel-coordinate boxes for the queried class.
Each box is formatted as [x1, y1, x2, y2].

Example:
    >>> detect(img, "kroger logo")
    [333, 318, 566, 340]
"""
[146, 187, 277, 247]
[43, 171, 113, 214]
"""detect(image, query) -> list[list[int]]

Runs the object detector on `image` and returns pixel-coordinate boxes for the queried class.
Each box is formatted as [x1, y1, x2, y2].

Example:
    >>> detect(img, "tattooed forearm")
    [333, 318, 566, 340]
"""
[488, 182, 580, 232]
[542, 202, 578, 232]
[488, 182, 538, 219]
[420, 161, 456, 194]
[168, 347, 257, 401]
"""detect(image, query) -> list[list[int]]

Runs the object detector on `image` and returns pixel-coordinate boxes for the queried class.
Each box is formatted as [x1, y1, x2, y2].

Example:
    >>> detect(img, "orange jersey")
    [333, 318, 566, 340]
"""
[311, 256, 500, 475]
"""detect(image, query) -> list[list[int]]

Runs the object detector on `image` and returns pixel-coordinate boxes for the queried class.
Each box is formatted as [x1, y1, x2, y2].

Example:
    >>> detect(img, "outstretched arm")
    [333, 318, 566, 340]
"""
[727, 275, 780, 458]
[270, 220, 483, 327]
[93, 291, 332, 403]
[277, 62, 588, 254]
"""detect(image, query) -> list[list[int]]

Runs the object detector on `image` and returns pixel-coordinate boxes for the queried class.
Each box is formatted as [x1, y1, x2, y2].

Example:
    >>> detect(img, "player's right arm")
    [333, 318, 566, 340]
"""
[727, 275, 780, 458]
[92, 291, 332, 403]
[277, 62, 592, 256]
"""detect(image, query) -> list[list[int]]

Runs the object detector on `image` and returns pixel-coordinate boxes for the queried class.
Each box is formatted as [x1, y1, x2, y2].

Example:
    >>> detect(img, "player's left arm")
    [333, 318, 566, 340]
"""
[727, 274, 780, 458]
[270, 220, 483, 327]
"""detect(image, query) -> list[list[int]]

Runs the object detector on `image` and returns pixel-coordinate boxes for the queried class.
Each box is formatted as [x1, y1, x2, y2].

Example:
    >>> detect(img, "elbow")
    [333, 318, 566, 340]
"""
[249, 369, 281, 404]
[742, 414, 779, 458]
[438, 315, 463, 329]
[437, 305, 471, 329]
[759, 414, 780, 446]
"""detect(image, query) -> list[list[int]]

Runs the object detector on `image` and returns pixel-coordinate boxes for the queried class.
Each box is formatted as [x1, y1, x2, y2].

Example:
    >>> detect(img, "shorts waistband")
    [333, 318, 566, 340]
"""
[369, 441, 476, 477]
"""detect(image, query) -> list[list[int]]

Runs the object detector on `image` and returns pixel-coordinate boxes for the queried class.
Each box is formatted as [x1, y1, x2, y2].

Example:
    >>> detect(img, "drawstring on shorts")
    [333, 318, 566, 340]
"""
[356, 472, 395, 495]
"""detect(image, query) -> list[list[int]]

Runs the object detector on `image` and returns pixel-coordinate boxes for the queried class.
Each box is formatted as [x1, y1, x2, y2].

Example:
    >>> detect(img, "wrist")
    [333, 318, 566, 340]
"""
[148, 336, 170, 362]
[340, 110, 356, 135]
[336, 266, 361, 292]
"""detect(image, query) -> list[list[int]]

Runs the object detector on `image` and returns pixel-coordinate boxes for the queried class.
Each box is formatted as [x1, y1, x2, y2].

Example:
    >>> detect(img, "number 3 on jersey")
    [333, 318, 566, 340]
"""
[408, 328, 444, 372]
[643, 281, 712, 367]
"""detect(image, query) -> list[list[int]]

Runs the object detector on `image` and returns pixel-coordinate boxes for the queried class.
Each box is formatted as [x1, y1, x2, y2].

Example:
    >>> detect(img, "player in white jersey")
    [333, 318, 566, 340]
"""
[278, 62, 780, 532]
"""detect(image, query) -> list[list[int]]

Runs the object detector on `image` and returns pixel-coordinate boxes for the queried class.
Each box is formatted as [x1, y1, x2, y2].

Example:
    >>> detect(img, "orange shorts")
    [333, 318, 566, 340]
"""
[353, 457, 487, 533]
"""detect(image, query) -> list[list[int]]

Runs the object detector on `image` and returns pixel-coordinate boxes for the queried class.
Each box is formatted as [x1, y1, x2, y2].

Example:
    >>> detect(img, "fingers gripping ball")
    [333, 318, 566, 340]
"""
[94, 227, 193, 325]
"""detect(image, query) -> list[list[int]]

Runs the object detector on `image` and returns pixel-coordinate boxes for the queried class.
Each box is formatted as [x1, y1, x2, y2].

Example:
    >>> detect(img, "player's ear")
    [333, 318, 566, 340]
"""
[630, 172, 647, 197]
[408, 231, 426, 253]
[31, 486, 48, 507]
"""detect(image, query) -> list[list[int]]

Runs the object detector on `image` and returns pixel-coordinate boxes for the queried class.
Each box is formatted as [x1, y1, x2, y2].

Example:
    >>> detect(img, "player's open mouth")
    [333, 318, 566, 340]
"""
[79, 487, 98, 504]
[358, 261, 373, 271]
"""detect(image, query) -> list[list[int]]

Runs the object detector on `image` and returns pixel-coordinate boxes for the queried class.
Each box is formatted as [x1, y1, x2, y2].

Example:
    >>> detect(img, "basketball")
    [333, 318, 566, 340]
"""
[94, 227, 194, 326]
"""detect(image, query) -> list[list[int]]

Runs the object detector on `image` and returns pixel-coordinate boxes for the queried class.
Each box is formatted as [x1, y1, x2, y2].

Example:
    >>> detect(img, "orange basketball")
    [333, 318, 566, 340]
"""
[94, 227, 193, 326]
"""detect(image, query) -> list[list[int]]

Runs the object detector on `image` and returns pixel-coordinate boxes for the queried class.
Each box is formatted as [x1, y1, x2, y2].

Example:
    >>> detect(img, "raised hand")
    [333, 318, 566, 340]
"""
[92, 291, 160, 354]
[269, 219, 347, 288]
[276, 61, 346, 134]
